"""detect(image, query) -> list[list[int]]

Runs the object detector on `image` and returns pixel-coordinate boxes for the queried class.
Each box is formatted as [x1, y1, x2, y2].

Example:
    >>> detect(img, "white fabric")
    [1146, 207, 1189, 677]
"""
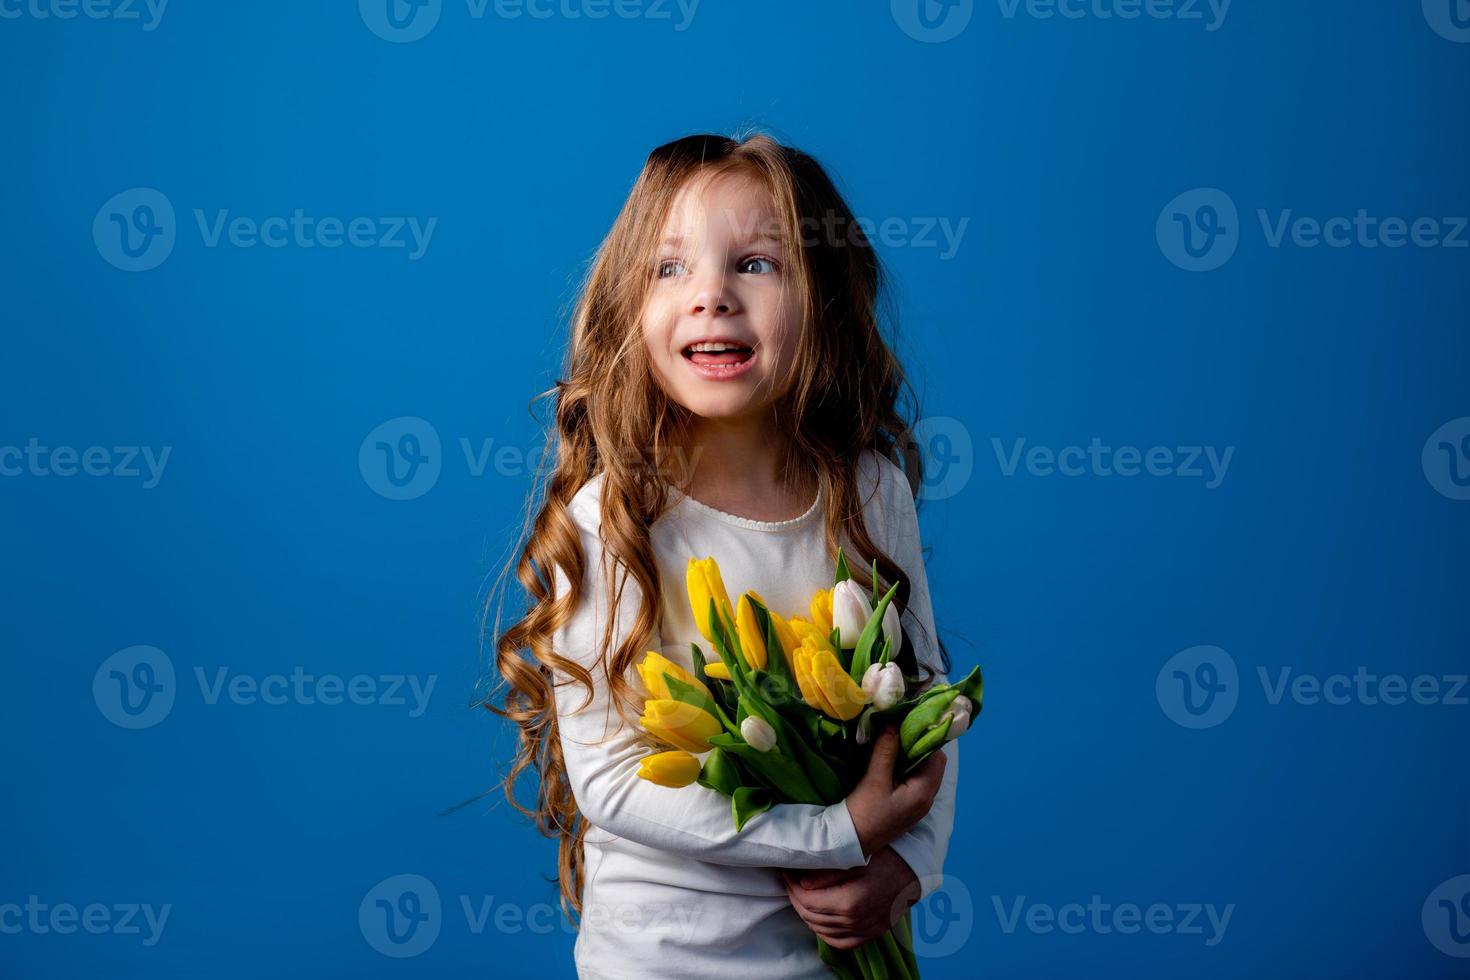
[551, 449, 959, 980]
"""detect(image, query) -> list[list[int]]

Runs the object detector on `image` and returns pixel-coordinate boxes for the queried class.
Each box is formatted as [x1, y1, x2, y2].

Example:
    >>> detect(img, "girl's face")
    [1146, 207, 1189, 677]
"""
[642, 171, 801, 422]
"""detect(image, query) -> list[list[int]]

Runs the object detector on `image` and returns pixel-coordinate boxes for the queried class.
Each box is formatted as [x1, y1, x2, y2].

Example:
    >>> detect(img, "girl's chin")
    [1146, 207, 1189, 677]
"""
[676, 393, 768, 422]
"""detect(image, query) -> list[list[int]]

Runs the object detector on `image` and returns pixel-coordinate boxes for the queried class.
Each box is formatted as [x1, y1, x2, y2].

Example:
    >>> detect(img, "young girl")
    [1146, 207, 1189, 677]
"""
[487, 132, 960, 979]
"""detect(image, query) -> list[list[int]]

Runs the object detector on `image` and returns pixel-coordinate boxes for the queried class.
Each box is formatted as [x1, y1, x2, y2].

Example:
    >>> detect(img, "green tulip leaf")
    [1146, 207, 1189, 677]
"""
[690, 643, 710, 686]
[834, 546, 852, 585]
[753, 601, 791, 684]
[662, 675, 718, 719]
[707, 733, 821, 805]
[850, 581, 900, 684]
[696, 747, 742, 797]
[731, 786, 774, 831]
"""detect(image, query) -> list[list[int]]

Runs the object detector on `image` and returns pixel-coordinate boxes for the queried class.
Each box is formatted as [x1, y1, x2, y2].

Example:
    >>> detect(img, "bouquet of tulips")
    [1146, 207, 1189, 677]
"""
[634, 546, 982, 980]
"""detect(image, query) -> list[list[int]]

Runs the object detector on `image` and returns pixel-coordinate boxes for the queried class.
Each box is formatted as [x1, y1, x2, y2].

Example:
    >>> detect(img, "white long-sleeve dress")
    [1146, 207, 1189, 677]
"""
[551, 449, 960, 979]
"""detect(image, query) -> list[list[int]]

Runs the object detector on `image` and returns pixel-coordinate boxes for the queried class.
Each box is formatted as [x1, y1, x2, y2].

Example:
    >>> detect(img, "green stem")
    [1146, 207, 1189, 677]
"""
[895, 913, 919, 978]
[879, 928, 915, 980]
[856, 942, 890, 980]
[816, 937, 862, 980]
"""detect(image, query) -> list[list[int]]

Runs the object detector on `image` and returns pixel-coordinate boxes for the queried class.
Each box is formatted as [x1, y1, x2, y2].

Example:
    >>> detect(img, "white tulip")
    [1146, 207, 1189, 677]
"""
[942, 695, 974, 741]
[861, 662, 905, 711]
[740, 715, 777, 752]
[832, 580, 873, 648]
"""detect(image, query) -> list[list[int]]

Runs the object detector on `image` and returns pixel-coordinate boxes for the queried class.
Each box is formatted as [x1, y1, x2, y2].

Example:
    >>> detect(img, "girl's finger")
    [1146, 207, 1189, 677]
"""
[785, 883, 852, 923]
[787, 888, 884, 935]
[788, 898, 856, 929]
[791, 874, 870, 913]
[797, 867, 860, 890]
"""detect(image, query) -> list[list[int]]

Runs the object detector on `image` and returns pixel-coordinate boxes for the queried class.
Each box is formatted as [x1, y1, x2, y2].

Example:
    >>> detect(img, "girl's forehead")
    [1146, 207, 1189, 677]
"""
[660, 171, 780, 242]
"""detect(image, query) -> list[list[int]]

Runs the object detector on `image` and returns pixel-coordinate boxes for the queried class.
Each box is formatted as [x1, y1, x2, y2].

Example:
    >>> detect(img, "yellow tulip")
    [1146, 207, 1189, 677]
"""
[809, 646, 870, 721]
[636, 650, 711, 702]
[704, 661, 731, 680]
[789, 617, 833, 650]
[686, 556, 735, 645]
[810, 588, 834, 635]
[791, 640, 835, 715]
[640, 698, 721, 754]
[734, 594, 768, 670]
[637, 750, 702, 788]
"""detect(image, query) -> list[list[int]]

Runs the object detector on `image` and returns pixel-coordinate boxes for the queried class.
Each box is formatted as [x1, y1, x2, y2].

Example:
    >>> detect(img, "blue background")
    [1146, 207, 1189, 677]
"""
[2, 1, 1468, 976]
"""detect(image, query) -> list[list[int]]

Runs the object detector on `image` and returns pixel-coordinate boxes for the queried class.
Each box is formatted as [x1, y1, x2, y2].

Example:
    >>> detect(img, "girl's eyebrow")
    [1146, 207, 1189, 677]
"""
[659, 233, 785, 250]
[737, 235, 784, 251]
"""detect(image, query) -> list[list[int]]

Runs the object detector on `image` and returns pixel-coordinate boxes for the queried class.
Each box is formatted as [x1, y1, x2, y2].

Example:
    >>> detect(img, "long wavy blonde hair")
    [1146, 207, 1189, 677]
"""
[481, 130, 950, 923]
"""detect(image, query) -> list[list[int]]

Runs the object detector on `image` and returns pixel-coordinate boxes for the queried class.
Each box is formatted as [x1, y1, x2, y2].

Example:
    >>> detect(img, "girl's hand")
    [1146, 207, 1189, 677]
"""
[780, 846, 921, 950]
[844, 724, 947, 858]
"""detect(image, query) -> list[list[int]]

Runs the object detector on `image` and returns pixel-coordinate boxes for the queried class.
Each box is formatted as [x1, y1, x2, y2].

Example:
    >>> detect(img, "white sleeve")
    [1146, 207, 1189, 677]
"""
[551, 498, 872, 870]
[880, 466, 960, 901]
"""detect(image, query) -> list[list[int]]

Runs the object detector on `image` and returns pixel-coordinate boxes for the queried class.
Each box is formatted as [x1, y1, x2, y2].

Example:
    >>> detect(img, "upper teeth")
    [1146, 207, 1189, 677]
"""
[688, 342, 748, 352]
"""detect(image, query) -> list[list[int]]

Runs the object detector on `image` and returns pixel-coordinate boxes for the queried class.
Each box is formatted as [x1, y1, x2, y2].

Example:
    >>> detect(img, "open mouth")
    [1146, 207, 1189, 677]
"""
[681, 341, 758, 380]
[682, 343, 756, 366]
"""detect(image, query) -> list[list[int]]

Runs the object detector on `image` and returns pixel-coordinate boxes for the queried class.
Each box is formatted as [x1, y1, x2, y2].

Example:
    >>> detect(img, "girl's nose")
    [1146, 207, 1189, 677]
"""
[689, 272, 738, 317]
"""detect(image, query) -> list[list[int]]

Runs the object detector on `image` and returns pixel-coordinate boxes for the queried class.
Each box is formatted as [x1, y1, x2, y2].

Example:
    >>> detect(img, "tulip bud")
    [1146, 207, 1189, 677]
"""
[734, 593, 768, 670]
[832, 580, 873, 649]
[636, 750, 702, 788]
[861, 662, 905, 711]
[881, 602, 901, 659]
[740, 715, 777, 752]
[943, 695, 974, 740]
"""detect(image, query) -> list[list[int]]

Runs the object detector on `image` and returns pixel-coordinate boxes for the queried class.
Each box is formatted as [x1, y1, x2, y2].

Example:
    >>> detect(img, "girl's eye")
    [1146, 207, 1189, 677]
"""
[739, 256, 779, 275]
[657, 259, 686, 279]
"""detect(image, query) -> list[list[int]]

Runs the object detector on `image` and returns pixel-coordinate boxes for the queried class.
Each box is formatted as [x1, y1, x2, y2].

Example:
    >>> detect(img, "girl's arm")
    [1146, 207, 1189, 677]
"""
[878, 459, 960, 901]
[549, 496, 871, 871]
